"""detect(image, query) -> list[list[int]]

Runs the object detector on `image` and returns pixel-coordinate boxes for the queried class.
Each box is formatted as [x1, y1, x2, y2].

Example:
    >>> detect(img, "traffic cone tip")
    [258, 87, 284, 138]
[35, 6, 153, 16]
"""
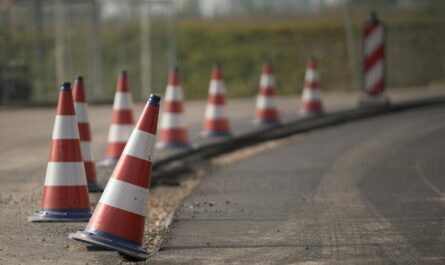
[61, 82, 71, 91]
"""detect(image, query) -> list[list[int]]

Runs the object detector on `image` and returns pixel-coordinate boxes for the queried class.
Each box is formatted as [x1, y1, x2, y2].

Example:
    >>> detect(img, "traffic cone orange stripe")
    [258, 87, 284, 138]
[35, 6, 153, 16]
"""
[88, 204, 145, 243]
[300, 57, 324, 116]
[102, 70, 134, 166]
[157, 67, 191, 149]
[208, 94, 225, 104]
[258, 88, 275, 96]
[49, 139, 82, 161]
[70, 94, 161, 260]
[256, 109, 279, 121]
[164, 101, 183, 112]
[204, 119, 229, 131]
[73, 76, 102, 192]
[201, 64, 232, 138]
[159, 128, 188, 142]
[29, 82, 91, 222]
[77, 123, 91, 140]
[254, 62, 280, 125]
[111, 109, 133, 124]
[42, 187, 90, 209]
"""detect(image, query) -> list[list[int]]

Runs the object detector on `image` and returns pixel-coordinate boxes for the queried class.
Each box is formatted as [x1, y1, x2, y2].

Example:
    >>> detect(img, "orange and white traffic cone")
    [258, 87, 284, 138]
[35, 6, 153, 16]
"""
[28, 82, 91, 222]
[101, 70, 134, 166]
[70, 94, 161, 261]
[201, 64, 231, 137]
[156, 67, 191, 149]
[73, 76, 102, 192]
[254, 62, 280, 125]
[300, 57, 324, 116]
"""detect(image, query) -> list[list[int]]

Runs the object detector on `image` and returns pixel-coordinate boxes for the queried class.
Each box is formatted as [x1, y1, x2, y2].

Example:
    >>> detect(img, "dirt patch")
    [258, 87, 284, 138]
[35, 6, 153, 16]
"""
[143, 170, 204, 257]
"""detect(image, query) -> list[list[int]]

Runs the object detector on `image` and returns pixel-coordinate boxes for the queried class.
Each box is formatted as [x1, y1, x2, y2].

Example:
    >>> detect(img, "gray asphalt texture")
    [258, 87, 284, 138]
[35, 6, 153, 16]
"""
[151, 104, 445, 264]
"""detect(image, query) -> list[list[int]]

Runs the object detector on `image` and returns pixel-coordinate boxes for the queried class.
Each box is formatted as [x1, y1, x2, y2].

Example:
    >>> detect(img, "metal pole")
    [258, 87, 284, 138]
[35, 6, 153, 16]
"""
[168, 0, 177, 67]
[54, 0, 66, 85]
[33, 0, 47, 101]
[0, 7, 12, 105]
[90, 0, 103, 100]
[140, 0, 152, 99]
[342, 0, 359, 91]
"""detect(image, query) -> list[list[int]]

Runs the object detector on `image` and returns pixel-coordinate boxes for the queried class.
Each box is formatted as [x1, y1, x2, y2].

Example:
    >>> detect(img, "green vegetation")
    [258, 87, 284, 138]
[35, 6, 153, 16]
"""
[3, 14, 444, 103]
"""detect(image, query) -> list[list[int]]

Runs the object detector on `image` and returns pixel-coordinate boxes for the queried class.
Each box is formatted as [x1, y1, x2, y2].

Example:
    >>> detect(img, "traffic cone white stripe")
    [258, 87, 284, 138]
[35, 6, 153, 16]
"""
[205, 105, 226, 119]
[113, 92, 133, 110]
[45, 162, 87, 186]
[305, 69, 319, 81]
[209, 80, 226, 94]
[260, 74, 275, 87]
[160, 113, 184, 128]
[365, 25, 383, 56]
[80, 142, 92, 161]
[74, 103, 88, 122]
[107, 124, 133, 142]
[365, 60, 384, 89]
[165, 86, 184, 101]
[302, 90, 321, 101]
[123, 129, 156, 161]
[99, 178, 148, 217]
[52, 116, 79, 139]
[256, 95, 276, 109]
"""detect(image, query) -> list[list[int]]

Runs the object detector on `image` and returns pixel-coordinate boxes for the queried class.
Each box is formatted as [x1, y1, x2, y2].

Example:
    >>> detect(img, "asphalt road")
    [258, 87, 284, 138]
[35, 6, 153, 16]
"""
[0, 88, 444, 264]
[151, 104, 445, 264]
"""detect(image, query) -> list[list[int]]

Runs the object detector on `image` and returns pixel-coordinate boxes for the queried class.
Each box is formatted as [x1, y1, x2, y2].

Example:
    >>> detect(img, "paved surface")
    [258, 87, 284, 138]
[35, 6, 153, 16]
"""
[0, 88, 444, 264]
[151, 104, 445, 264]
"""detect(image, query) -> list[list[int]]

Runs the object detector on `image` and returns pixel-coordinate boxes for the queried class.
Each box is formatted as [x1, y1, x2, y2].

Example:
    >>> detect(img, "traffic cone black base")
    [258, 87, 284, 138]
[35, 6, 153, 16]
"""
[69, 230, 148, 260]
[87, 182, 103, 193]
[28, 209, 91, 222]
[201, 131, 232, 138]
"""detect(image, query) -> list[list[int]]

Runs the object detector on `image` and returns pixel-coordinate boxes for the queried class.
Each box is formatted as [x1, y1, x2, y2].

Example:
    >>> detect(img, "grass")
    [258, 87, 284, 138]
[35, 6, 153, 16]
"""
[2, 13, 444, 102]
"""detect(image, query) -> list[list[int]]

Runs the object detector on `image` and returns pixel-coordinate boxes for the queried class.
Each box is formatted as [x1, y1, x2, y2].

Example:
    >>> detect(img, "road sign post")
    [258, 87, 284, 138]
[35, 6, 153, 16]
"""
[359, 11, 390, 107]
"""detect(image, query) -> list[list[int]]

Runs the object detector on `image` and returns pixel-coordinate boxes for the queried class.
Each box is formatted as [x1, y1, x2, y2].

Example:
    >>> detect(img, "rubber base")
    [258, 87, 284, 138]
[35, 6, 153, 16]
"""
[358, 94, 391, 108]
[87, 181, 103, 193]
[98, 157, 120, 168]
[28, 209, 91, 222]
[69, 230, 148, 261]
[253, 119, 281, 126]
[156, 141, 192, 150]
[200, 130, 232, 138]
[299, 110, 325, 117]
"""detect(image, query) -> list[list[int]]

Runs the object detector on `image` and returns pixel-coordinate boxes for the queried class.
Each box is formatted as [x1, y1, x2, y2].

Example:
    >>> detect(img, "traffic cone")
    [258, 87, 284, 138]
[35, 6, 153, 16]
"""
[73, 76, 102, 192]
[300, 57, 324, 116]
[70, 94, 161, 261]
[101, 70, 134, 166]
[28, 82, 91, 222]
[156, 67, 191, 149]
[201, 64, 231, 137]
[254, 61, 280, 125]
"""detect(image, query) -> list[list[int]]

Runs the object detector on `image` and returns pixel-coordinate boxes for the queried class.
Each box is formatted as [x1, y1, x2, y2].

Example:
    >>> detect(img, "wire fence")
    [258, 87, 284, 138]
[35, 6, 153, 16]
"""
[0, 0, 444, 105]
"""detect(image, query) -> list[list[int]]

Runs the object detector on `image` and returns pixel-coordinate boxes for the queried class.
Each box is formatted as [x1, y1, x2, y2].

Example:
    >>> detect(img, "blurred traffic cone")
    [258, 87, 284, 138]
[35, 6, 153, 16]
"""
[28, 82, 91, 222]
[156, 67, 191, 149]
[201, 64, 232, 137]
[70, 94, 161, 261]
[101, 70, 134, 166]
[300, 57, 324, 116]
[73, 76, 102, 192]
[254, 61, 280, 125]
